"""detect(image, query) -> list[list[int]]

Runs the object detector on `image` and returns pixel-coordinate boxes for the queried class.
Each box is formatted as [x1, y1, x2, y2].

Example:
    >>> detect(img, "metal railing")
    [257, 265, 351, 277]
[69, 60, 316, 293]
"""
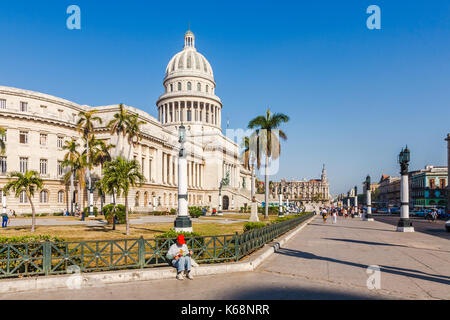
[0, 213, 313, 279]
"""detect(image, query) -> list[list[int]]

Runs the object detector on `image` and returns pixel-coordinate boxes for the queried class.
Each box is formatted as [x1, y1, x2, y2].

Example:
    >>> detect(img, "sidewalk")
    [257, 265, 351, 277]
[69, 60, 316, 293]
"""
[1, 215, 449, 299]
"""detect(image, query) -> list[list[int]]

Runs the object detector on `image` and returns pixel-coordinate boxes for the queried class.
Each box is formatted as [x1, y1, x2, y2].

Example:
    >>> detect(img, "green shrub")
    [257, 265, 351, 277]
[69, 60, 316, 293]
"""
[155, 229, 201, 239]
[170, 208, 177, 215]
[82, 206, 99, 217]
[102, 204, 126, 224]
[189, 206, 203, 218]
[53, 211, 64, 216]
[0, 235, 65, 244]
[258, 206, 279, 215]
[240, 206, 251, 213]
[243, 222, 267, 232]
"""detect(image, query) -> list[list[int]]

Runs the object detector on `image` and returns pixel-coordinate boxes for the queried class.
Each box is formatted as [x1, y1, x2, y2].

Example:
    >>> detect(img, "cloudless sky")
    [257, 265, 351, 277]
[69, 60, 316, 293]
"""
[0, 0, 449, 195]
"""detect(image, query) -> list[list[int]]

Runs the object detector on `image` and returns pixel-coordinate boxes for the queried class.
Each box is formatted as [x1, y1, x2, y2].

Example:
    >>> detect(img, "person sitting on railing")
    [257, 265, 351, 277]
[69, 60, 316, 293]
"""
[166, 235, 194, 280]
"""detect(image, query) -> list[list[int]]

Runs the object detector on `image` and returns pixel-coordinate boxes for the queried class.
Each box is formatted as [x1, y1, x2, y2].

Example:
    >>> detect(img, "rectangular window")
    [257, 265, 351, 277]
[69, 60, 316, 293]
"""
[57, 136, 64, 149]
[429, 178, 435, 189]
[19, 131, 28, 144]
[20, 157, 28, 173]
[187, 110, 192, 122]
[40, 105, 47, 114]
[20, 102, 28, 112]
[0, 157, 6, 173]
[149, 159, 152, 181]
[57, 161, 64, 176]
[440, 179, 446, 189]
[20, 191, 28, 203]
[58, 109, 63, 119]
[40, 134, 47, 146]
[40, 159, 48, 175]
[142, 157, 145, 176]
[0, 99, 6, 109]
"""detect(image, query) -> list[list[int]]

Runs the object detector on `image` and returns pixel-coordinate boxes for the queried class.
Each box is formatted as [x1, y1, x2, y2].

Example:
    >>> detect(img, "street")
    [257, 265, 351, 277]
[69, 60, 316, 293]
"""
[373, 214, 450, 240]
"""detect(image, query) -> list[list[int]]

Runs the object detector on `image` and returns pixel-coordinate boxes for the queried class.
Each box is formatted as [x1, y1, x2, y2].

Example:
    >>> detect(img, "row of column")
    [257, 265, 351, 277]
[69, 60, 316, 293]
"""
[161, 152, 203, 188]
[187, 160, 203, 188]
[158, 101, 221, 126]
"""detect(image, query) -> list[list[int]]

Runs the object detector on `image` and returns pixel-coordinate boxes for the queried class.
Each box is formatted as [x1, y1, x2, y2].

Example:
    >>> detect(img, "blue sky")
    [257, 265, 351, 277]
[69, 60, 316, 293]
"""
[0, 0, 449, 195]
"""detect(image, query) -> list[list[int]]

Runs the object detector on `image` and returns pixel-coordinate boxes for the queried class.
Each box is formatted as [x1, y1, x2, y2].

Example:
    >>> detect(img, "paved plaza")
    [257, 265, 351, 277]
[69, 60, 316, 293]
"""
[2, 215, 449, 300]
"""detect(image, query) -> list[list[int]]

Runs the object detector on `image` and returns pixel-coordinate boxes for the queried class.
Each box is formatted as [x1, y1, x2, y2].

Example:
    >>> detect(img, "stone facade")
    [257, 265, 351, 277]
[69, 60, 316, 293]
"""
[0, 31, 252, 215]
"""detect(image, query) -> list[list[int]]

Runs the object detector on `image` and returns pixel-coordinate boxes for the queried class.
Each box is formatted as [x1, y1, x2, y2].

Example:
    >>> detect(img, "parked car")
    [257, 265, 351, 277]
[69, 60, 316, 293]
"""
[445, 220, 450, 232]
[390, 207, 400, 214]
[378, 208, 389, 214]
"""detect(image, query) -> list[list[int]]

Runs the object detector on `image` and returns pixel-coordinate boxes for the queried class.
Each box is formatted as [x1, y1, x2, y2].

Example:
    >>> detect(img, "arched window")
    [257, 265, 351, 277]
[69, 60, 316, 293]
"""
[187, 82, 192, 91]
[58, 190, 64, 204]
[178, 82, 182, 91]
[197, 83, 201, 91]
[40, 190, 48, 203]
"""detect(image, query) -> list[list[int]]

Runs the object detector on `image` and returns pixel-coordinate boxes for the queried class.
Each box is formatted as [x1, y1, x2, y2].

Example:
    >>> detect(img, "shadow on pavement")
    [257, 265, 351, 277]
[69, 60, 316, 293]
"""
[309, 223, 395, 233]
[274, 248, 450, 286]
[323, 238, 409, 249]
[223, 285, 388, 300]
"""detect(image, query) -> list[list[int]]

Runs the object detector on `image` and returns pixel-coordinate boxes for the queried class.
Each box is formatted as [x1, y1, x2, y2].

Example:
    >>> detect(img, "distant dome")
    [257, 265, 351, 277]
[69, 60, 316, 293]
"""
[165, 31, 214, 81]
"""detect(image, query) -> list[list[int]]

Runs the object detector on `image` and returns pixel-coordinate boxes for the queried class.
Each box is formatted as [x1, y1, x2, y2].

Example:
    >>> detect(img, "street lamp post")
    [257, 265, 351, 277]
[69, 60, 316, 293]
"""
[397, 146, 414, 232]
[354, 186, 358, 217]
[278, 185, 284, 217]
[174, 124, 192, 232]
[364, 175, 374, 221]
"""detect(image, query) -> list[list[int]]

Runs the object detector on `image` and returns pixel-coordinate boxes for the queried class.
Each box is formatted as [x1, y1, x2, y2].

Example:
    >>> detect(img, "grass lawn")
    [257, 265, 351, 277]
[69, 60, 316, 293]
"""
[0, 221, 248, 242]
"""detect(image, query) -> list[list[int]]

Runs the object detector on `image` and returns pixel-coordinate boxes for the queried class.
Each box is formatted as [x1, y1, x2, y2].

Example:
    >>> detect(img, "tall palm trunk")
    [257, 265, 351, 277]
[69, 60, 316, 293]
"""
[125, 192, 129, 235]
[28, 195, 36, 232]
[70, 170, 75, 214]
[264, 154, 269, 219]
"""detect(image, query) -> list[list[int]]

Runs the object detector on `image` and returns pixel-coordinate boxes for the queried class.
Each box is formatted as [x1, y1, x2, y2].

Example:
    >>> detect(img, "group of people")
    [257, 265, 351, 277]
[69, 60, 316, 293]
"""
[63, 203, 85, 221]
[318, 206, 362, 224]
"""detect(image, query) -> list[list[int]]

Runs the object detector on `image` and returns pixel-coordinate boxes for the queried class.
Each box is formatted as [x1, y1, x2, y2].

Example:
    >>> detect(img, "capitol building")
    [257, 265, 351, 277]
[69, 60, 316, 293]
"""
[0, 30, 253, 214]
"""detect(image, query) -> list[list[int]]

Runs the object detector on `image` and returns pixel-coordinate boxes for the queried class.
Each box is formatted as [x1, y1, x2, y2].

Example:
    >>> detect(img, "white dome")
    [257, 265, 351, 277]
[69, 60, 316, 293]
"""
[165, 31, 214, 81]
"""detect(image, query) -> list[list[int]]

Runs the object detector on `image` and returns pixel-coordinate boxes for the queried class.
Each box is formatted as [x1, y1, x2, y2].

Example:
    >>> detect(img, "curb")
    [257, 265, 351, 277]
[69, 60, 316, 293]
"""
[0, 215, 316, 294]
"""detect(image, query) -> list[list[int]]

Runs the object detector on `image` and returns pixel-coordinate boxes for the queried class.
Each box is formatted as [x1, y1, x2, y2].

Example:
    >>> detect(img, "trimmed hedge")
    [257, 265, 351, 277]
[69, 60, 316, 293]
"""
[243, 222, 267, 232]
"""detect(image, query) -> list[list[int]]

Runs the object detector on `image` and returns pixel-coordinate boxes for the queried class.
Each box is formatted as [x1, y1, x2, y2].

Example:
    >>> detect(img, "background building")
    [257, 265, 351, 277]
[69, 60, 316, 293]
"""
[268, 165, 330, 206]
[410, 165, 448, 208]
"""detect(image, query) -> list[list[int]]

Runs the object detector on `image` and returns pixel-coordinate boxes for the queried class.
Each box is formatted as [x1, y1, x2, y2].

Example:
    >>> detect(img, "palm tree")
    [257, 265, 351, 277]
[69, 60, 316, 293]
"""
[62, 139, 80, 214]
[126, 114, 145, 159]
[0, 127, 6, 155]
[102, 157, 144, 235]
[3, 171, 43, 232]
[77, 110, 102, 214]
[248, 109, 289, 219]
[93, 140, 114, 213]
[107, 104, 129, 157]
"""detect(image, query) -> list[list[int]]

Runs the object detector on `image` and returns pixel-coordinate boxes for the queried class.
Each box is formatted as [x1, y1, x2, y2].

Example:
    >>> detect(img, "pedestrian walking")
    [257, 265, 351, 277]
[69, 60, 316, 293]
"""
[332, 209, 337, 224]
[1, 210, 8, 228]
